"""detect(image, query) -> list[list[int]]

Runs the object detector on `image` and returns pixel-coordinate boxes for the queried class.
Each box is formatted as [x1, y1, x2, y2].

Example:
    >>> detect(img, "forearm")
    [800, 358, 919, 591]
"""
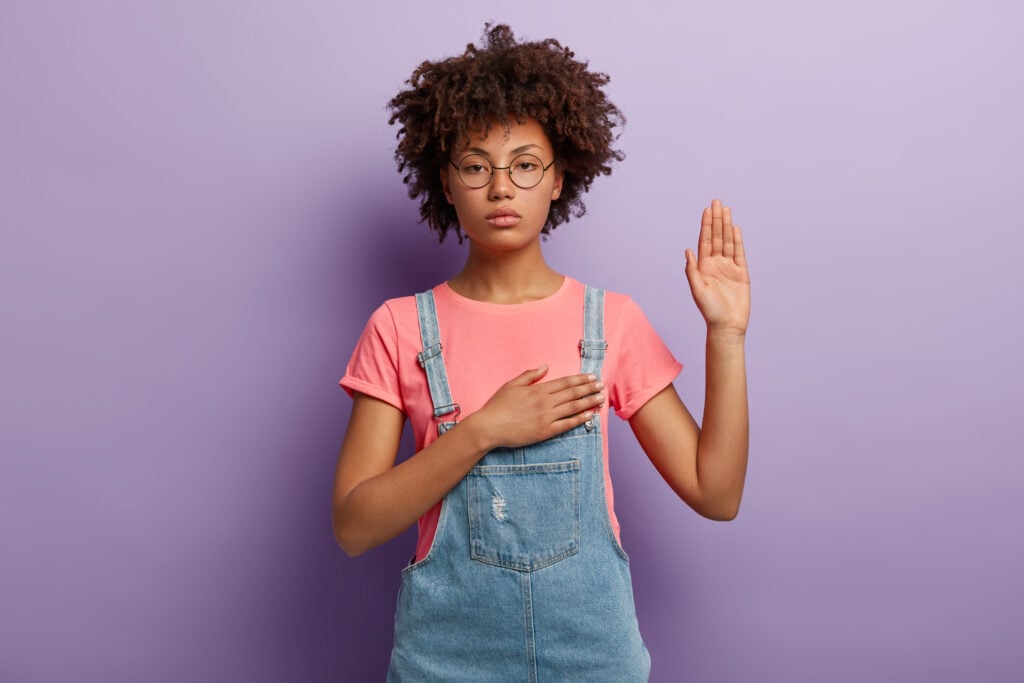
[695, 329, 749, 520]
[334, 369, 605, 556]
[333, 412, 492, 556]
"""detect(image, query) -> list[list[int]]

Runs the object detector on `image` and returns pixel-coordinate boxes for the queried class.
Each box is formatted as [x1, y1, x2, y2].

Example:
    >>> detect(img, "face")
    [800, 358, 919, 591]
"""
[440, 118, 563, 253]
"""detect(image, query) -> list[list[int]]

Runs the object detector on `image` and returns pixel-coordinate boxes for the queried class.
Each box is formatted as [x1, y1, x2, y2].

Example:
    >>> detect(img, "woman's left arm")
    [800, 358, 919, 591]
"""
[628, 199, 750, 521]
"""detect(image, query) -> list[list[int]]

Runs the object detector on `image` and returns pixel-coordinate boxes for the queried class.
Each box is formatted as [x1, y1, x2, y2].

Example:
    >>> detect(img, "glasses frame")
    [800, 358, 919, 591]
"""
[448, 153, 556, 190]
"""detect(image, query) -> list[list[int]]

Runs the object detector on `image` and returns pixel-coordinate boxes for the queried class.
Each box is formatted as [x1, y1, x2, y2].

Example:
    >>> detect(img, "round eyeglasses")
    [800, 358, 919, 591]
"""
[449, 153, 556, 190]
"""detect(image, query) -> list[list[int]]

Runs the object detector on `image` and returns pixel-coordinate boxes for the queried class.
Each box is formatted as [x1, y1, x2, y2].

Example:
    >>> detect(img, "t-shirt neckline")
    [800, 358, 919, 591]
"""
[438, 275, 574, 313]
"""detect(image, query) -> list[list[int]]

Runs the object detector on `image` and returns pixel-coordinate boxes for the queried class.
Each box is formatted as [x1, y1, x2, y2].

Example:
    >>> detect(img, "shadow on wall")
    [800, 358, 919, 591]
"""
[291, 173, 465, 680]
[346, 176, 465, 307]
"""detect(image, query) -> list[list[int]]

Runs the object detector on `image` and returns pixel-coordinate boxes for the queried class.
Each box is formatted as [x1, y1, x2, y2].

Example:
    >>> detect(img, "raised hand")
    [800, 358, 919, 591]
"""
[684, 199, 751, 338]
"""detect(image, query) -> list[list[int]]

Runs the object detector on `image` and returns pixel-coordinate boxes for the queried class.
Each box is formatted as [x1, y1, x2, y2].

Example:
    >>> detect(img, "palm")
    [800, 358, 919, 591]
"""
[685, 199, 750, 336]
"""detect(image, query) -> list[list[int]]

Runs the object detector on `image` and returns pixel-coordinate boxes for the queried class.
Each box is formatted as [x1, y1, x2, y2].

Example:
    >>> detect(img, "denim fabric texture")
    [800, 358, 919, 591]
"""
[388, 286, 650, 682]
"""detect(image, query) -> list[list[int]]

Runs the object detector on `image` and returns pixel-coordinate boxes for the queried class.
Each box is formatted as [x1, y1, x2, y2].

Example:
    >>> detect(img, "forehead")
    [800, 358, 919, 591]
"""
[455, 118, 552, 155]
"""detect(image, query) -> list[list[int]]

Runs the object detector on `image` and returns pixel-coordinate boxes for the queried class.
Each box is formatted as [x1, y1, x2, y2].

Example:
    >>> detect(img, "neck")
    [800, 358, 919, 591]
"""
[448, 241, 563, 304]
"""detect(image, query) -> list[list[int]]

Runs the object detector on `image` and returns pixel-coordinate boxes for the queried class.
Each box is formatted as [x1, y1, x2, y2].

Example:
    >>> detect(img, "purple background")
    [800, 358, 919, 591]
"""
[2, 1, 1022, 681]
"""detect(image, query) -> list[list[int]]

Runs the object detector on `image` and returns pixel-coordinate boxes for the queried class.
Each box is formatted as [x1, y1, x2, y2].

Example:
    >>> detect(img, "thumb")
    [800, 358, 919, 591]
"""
[684, 249, 701, 290]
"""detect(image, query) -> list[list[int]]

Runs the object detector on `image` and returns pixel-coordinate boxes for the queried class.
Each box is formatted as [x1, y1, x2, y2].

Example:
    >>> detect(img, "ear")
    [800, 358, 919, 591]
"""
[550, 166, 564, 201]
[440, 166, 455, 204]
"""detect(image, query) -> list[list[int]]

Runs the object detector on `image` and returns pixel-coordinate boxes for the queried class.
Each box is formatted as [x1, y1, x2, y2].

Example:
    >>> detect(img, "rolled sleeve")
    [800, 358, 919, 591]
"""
[339, 303, 405, 413]
[607, 295, 683, 420]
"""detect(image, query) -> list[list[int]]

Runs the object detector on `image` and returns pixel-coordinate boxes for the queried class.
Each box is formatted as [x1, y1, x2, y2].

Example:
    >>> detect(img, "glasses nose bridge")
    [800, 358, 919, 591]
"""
[485, 162, 517, 192]
[490, 162, 515, 184]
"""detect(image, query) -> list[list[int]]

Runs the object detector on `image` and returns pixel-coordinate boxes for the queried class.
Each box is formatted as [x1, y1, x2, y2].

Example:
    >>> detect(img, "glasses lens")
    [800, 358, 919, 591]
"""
[509, 154, 545, 189]
[457, 155, 492, 189]
[455, 153, 549, 189]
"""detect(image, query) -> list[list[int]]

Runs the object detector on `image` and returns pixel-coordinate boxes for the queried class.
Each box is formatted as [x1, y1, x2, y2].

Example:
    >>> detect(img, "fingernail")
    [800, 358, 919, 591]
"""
[595, 381, 606, 390]
[594, 393, 605, 402]
[587, 374, 597, 380]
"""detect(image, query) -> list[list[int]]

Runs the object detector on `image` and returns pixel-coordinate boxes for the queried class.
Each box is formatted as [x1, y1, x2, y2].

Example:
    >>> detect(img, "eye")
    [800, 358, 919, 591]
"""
[458, 155, 491, 176]
[515, 160, 538, 172]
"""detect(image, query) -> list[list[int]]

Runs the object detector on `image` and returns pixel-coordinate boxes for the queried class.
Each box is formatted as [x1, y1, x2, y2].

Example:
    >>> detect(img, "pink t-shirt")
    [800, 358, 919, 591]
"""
[340, 276, 683, 562]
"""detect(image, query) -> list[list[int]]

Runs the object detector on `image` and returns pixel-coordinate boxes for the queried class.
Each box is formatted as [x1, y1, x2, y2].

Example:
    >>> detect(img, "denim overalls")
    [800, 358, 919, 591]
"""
[387, 286, 651, 682]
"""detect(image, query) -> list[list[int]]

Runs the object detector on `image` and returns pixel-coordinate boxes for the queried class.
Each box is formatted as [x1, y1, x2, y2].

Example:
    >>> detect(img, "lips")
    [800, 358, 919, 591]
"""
[485, 208, 521, 227]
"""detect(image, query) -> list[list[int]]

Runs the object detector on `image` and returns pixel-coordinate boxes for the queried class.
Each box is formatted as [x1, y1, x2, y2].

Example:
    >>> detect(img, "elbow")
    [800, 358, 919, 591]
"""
[705, 507, 739, 522]
[333, 525, 370, 557]
[692, 478, 745, 521]
[698, 497, 742, 522]
[332, 509, 371, 557]
[332, 488, 370, 556]
[338, 540, 368, 558]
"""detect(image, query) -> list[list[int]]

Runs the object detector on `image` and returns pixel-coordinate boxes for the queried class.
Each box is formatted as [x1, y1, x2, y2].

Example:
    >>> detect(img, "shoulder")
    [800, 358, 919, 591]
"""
[376, 294, 416, 324]
[570, 280, 648, 328]
[348, 291, 436, 365]
[605, 291, 660, 352]
[602, 288, 642, 316]
[362, 285, 443, 336]
[579, 284, 682, 419]
[575, 281, 671, 356]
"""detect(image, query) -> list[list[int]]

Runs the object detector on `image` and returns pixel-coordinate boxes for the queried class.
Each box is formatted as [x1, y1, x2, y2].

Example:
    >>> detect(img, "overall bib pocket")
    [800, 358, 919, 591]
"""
[467, 459, 581, 571]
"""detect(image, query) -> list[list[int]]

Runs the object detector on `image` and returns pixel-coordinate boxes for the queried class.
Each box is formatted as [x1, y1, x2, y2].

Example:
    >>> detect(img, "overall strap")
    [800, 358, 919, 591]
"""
[579, 285, 608, 376]
[414, 290, 460, 421]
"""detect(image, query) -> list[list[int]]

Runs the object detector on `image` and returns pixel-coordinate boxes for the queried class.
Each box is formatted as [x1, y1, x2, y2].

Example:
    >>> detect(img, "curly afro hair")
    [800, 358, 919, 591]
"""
[387, 23, 625, 243]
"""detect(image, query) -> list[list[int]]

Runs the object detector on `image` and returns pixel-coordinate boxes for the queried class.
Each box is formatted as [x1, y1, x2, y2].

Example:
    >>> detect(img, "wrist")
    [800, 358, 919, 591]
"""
[706, 325, 746, 347]
[457, 411, 499, 454]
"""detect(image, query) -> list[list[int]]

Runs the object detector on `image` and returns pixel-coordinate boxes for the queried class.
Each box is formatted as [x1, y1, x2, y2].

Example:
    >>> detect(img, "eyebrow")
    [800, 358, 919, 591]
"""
[460, 143, 542, 157]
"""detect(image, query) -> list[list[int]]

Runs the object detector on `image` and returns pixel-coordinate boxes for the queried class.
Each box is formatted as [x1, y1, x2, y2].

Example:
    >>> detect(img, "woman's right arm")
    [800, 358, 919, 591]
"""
[332, 366, 606, 556]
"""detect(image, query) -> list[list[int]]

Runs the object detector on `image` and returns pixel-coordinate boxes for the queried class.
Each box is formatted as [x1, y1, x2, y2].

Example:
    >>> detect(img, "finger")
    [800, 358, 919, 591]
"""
[508, 364, 549, 386]
[722, 205, 734, 258]
[697, 205, 712, 261]
[732, 225, 748, 270]
[540, 372, 599, 394]
[552, 409, 598, 430]
[551, 391, 605, 421]
[551, 377, 605, 403]
[711, 199, 723, 256]
[550, 408, 601, 436]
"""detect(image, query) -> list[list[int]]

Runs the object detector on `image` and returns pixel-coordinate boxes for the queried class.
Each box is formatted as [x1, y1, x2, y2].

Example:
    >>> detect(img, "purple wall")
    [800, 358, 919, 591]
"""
[3, 1, 1022, 681]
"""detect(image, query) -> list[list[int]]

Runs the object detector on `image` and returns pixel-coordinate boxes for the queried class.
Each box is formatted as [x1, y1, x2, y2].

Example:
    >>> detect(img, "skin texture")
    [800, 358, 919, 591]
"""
[387, 23, 624, 242]
[441, 118, 566, 303]
[332, 119, 750, 556]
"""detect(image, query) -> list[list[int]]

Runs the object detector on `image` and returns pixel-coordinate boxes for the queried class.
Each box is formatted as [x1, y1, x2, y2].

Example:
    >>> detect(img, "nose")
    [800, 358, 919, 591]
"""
[488, 166, 515, 200]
